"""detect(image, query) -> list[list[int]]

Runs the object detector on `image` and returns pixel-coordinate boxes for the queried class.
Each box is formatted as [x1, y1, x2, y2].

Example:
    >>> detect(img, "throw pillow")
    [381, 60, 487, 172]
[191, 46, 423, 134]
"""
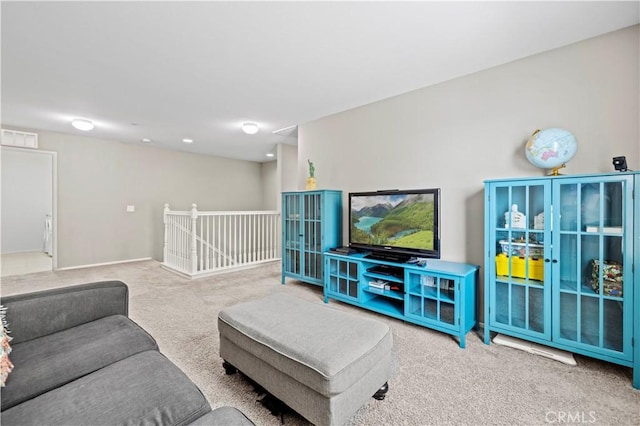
[0, 305, 13, 386]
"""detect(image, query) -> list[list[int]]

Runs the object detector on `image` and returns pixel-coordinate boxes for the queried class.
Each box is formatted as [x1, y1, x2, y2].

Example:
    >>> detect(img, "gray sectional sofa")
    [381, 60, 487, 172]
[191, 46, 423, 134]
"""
[0, 280, 254, 426]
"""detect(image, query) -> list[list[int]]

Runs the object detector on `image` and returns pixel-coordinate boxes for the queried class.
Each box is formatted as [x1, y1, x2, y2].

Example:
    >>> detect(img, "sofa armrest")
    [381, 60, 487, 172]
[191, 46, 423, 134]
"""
[1, 281, 129, 344]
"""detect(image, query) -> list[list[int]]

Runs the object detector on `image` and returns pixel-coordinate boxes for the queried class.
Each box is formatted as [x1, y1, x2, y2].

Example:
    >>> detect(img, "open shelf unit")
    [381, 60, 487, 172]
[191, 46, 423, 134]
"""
[324, 253, 479, 348]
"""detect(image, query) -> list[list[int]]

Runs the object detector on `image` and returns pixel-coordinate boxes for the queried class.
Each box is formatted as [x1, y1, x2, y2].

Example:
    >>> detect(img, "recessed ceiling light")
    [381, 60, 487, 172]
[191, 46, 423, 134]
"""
[71, 119, 94, 131]
[266, 153, 275, 158]
[182, 138, 193, 144]
[141, 138, 152, 143]
[241, 122, 259, 135]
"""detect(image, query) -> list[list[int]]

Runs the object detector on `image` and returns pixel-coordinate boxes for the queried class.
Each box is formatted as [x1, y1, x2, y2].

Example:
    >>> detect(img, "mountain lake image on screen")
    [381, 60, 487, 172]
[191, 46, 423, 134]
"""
[349, 189, 440, 259]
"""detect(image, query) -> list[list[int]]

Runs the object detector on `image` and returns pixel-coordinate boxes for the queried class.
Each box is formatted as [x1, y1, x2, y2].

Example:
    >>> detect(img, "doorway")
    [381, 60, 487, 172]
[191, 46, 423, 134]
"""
[1, 147, 57, 277]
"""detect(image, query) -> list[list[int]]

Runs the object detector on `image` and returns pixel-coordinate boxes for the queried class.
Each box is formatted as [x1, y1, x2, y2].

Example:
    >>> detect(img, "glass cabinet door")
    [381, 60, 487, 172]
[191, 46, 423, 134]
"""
[303, 193, 323, 281]
[282, 193, 302, 276]
[325, 257, 359, 301]
[406, 272, 458, 330]
[489, 180, 551, 340]
[552, 177, 633, 360]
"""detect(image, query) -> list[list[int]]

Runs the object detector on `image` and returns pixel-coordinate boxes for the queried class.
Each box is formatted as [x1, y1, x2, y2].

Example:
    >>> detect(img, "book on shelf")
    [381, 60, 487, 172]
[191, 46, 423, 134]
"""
[422, 275, 436, 287]
[369, 280, 389, 290]
[585, 225, 623, 234]
[367, 286, 382, 293]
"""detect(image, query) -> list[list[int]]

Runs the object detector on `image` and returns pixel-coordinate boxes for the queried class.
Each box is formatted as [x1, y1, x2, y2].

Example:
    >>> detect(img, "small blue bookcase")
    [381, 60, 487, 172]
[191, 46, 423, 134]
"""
[281, 190, 342, 286]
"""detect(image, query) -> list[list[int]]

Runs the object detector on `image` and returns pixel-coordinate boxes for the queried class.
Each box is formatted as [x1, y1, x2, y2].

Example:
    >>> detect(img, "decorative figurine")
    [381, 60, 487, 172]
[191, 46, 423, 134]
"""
[308, 160, 315, 178]
[306, 159, 317, 190]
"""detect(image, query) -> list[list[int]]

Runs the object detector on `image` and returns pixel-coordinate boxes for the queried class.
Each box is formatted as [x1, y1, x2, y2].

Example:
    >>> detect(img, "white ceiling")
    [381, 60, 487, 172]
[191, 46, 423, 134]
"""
[2, 1, 638, 162]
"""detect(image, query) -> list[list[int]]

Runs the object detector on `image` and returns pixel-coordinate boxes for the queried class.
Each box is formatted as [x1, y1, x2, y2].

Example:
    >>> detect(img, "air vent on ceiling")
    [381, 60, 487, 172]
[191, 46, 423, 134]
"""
[1, 129, 38, 149]
[272, 125, 298, 138]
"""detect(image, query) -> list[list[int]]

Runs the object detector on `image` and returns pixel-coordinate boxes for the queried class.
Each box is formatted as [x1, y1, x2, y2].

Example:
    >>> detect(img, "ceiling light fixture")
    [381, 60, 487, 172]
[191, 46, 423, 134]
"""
[182, 138, 193, 144]
[266, 153, 275, 158]
[71, 118, 94, 131]
[241, 122, 259, 135]
[141, 138, 152, 143]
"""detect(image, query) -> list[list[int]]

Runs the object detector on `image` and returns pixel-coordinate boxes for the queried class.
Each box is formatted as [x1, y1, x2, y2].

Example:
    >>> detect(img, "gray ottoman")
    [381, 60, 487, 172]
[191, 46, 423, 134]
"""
[218, 292, 395, 426]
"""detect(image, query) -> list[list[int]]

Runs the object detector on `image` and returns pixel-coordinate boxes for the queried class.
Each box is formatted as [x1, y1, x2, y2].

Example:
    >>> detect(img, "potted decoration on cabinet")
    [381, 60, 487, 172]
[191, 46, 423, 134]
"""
[306, 159, 316, 190]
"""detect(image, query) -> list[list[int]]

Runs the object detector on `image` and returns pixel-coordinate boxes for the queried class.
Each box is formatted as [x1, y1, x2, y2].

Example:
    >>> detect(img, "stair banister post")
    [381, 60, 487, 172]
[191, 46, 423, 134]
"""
[191, 204, 198, 274]
[163, 204, 170, 264]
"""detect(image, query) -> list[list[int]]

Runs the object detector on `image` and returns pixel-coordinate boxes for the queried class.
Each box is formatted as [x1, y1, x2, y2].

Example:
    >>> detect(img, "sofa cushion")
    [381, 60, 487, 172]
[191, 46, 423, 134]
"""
[1, 350, 212, 426]
[2, 281, 129, 345]
[0, 314, 158, 410]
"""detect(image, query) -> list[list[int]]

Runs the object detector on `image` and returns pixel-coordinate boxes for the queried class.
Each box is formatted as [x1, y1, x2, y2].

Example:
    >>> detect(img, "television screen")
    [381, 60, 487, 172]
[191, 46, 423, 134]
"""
[349, 188, 440, 260]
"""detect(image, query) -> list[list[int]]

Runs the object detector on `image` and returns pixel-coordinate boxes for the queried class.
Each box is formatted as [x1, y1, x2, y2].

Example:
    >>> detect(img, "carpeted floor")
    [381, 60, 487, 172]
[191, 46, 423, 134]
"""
[2, 260, 639, 425]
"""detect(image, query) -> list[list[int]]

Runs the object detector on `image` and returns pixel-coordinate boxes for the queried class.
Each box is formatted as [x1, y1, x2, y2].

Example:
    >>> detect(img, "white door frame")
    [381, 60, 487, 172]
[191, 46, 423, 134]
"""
[1, 146, 58, 270]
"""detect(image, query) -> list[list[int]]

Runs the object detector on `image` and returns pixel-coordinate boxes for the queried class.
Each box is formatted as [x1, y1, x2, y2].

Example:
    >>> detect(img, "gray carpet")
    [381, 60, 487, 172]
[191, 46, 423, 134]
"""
[2, 260, 639, 425]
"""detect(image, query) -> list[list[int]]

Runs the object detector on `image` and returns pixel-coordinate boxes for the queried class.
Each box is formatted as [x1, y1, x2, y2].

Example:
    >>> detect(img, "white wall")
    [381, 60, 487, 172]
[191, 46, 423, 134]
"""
[1, 148, 53, 253]
[278, 143, 298, 194]
[276, 143, 299, 214]
[299, 26, 639, 296]
[261, 160, 278, 210]
[27, 131, 266, 268]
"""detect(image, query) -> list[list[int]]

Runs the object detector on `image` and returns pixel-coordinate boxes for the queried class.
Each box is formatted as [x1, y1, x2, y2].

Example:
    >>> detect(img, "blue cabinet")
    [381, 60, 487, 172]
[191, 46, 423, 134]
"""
[325, 253, 478, 348]
[282, 190, 342, 286]
[484, 172, 639, 389]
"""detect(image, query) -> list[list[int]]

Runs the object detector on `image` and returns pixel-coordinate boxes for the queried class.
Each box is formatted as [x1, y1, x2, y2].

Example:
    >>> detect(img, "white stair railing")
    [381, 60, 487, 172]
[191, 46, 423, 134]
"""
[162, 204, 280, 278]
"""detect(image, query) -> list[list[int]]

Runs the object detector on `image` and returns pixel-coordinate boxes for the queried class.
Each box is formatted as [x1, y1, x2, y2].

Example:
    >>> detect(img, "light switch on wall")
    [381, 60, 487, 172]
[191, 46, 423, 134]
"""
[126, 205, 135, 212]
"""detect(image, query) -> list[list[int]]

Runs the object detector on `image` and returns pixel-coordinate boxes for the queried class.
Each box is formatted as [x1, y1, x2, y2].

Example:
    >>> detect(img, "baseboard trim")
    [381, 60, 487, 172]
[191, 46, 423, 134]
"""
[56, 257, 153, 271]
[1, 249, 50, 255]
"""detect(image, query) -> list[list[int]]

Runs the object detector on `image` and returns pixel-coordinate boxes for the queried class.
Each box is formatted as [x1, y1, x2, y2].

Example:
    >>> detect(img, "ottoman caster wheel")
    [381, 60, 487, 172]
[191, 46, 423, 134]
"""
[223, 361, 237, 375]
[373, 382, 389, 400]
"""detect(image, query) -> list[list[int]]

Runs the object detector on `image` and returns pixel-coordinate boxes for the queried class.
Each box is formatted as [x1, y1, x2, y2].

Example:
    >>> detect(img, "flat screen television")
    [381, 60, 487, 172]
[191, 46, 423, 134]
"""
[349, 188, 440, 262]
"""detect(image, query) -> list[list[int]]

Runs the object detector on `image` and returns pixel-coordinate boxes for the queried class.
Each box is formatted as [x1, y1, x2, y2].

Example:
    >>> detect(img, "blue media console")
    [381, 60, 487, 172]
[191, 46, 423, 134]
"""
[323, 252, 479, 348]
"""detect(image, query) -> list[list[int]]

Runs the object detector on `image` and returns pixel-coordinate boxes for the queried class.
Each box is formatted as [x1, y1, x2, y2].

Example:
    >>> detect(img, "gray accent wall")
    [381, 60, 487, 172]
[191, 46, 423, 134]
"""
[33, 131, 265, 268]
[298, 25, 639, 307]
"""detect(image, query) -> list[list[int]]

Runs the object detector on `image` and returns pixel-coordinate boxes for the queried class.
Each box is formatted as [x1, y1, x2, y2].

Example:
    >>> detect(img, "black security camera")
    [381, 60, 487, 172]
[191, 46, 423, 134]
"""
[612, 156, 628, 172]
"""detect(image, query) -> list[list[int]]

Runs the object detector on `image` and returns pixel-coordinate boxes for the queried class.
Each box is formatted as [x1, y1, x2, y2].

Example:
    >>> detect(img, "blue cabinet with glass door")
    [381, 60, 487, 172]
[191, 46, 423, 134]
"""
[484, 172, 639, 389]
[282, 190, 342, 286]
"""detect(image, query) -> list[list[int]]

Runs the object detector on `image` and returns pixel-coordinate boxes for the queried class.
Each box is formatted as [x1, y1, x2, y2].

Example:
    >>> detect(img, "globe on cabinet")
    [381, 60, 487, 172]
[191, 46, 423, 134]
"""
[525, 128, 577, 175]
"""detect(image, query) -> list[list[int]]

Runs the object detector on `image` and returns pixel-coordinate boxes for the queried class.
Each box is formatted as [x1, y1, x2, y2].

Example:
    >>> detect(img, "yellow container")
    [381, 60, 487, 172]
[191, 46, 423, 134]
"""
[495, 253, 544, 281]
[305, 177, 317, 190]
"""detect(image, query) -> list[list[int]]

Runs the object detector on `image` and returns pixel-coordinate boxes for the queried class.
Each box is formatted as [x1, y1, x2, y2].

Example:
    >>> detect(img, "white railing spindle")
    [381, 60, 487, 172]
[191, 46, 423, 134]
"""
[163, 204, 170, 264]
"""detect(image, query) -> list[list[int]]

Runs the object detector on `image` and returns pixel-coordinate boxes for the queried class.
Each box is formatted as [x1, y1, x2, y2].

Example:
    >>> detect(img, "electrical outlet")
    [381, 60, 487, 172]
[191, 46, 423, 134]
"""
[126, 205, 135, 212]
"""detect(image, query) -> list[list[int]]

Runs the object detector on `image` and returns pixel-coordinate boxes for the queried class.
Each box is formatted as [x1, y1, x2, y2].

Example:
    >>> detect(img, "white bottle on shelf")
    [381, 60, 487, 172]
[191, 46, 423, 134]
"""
[505, 204, 526, 229]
